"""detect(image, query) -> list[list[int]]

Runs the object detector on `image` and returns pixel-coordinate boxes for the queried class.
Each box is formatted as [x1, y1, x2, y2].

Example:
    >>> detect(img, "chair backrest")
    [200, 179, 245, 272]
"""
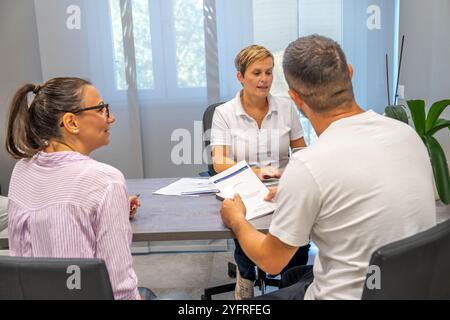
[0, 256, 114, 300]
[202, 102, 223, 176]
[361, 219, 450, 300]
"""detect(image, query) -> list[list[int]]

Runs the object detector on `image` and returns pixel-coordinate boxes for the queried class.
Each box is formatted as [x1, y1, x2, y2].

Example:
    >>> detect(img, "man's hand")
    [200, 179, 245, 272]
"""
[129, 195, 141, 220]
[220, 194, 247, 230]
[264, 187, 278, 202]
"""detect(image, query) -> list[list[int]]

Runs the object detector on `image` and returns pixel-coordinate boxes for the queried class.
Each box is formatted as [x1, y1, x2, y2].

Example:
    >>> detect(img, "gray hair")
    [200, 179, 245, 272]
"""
[283, 34, 354, 112]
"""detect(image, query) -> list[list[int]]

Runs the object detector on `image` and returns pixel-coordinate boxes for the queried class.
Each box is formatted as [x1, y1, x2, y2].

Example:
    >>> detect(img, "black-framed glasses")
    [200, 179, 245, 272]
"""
[60, 103, 110, 127]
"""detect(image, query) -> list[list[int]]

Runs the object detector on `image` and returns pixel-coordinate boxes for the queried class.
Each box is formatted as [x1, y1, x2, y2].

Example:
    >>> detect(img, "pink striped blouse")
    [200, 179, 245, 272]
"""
[8, 151, 139, 300]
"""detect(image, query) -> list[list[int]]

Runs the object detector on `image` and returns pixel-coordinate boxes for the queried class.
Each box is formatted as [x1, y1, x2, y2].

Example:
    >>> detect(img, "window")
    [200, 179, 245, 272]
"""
[110, 0, 207, 97]
[110, 0, 154, 90]
[253, 0, 319, 144]
[107, 0, 397, 119]
[174, 0, 206, 88]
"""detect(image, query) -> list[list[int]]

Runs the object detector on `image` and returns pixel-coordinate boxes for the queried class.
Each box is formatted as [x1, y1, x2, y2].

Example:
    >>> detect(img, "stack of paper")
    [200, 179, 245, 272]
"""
[154, 178, 219, 196]
[209, 161, 277, 220]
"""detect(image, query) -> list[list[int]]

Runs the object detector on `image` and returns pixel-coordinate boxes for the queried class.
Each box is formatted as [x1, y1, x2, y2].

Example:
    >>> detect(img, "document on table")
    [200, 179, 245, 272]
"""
[153, 178, 219, 196]
[209, 161, 277, 220]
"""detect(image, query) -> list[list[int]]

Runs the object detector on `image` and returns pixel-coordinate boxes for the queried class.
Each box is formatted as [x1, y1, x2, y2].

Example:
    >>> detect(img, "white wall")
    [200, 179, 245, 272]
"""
[398, 0, 450, 161]
[0, 0, 43, 195]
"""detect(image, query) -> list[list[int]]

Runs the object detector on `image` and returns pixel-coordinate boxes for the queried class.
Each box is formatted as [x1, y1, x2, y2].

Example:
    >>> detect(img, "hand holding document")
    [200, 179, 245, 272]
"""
[209, 161, 277, 220]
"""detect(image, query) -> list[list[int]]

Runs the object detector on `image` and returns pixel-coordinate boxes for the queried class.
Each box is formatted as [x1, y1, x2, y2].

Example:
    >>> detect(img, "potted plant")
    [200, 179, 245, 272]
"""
[385, 101, 450, 205]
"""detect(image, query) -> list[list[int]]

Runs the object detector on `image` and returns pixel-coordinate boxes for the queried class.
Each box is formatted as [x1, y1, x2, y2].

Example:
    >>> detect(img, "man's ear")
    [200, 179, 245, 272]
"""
[288, 89, 304, 109]
[348, 64, 354, 79]
[61, 113, 80, 135]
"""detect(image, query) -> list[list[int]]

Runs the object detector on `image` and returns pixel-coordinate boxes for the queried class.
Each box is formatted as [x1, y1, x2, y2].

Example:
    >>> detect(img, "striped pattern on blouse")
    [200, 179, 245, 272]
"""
[7, 151, 139, 300]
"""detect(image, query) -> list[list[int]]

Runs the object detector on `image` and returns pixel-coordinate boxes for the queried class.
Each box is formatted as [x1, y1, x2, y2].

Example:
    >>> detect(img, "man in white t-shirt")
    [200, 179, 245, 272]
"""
[220, 35, 436, 300]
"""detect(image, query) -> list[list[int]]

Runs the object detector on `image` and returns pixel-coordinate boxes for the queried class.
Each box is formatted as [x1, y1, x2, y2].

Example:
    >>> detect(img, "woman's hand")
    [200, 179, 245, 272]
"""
[129, 195, 141, 220]
[264, 187, 278, 202]
[256, 166, 281, 181]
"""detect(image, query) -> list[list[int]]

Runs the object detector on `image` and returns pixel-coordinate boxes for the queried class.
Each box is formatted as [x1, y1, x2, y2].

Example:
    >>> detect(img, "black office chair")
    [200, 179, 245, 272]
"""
[0, 256, 157, 300]
[362, 218, 450, 300]
[200, 102, 282, 300]
[0, 256, 114, 300]
[199, 102, 223, 177]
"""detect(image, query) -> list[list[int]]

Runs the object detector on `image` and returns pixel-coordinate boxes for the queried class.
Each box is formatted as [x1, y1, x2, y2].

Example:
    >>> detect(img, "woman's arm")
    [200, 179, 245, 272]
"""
[95, 183, 140, 300]
[212, 146, 279, 180]
[212, 145, 236, 174]
[290, 137, 307, 149]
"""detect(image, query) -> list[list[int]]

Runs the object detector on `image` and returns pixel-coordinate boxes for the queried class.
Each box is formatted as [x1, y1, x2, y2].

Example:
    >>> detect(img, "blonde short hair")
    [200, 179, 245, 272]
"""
[234, 45, 274, 76]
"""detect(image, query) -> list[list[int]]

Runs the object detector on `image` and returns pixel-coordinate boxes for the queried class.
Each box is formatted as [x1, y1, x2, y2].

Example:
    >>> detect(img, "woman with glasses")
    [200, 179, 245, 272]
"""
[5, 77, 141, 299]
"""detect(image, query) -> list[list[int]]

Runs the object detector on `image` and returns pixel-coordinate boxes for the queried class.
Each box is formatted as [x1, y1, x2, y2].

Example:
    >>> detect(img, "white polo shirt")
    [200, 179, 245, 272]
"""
[269, 110, 436, 300]
[210, 91, 303, 169]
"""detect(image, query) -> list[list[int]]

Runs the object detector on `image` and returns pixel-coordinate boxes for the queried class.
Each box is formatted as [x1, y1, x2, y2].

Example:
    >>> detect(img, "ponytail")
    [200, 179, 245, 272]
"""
[5, 77, 91, 159]
[5, 84, 43, 159]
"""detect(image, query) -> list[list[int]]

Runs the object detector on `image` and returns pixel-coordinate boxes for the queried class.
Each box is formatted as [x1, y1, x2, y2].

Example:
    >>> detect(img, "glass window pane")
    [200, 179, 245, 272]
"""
[253, 0, 317, 144]
[132, 0, 154, 89]
[110, 0, 154, 90]
[174, 0, 207, 88]
[298, 0, 343, 43]
[110, 0, 127, 90]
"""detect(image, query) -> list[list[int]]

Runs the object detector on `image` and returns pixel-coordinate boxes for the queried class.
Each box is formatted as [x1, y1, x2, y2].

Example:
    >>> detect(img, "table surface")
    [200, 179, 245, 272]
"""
[0, 178, 272, 247]
[127, 178, 272, 241]
[2, 178, 450, 247]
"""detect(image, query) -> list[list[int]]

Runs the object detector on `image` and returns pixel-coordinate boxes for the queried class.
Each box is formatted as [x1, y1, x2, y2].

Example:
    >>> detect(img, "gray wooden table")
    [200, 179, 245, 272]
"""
[2, 178, 449, 248]
[0, 178, 272, 248]
[128, 178, 271, 241]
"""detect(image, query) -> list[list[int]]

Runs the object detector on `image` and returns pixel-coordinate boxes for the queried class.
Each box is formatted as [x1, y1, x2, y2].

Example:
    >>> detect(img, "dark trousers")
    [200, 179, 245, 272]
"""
[254, 265, 315, 300]
[234, 239, 311, 281]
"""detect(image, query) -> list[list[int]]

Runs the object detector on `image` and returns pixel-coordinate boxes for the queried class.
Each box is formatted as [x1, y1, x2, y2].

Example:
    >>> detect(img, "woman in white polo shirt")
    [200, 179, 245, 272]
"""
[210, 45, 310, 300]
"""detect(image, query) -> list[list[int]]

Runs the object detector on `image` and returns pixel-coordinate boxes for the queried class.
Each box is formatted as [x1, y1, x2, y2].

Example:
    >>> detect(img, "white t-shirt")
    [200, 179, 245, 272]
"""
[0, 196, 7, 232]
[210, 91, 303, 169]
[269, 110, 436, 300]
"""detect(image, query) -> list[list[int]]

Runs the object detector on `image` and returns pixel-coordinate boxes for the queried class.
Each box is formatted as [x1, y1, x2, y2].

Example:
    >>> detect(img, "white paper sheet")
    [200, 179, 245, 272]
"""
[209, 161, 277, 220]
[153, 178, 218, 196]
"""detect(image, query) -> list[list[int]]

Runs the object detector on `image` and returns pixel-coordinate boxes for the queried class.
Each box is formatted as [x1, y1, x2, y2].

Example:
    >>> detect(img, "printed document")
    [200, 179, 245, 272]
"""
[209, 161, 276, 220]
[154, 178, 218, 196]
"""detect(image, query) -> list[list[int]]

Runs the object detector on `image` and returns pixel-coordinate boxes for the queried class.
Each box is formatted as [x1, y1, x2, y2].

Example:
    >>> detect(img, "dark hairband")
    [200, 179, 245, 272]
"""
[32, 85, 42, 95]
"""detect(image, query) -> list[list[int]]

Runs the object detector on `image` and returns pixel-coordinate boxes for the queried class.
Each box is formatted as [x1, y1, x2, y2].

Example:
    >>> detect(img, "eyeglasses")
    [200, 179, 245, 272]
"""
[60, 103, 110, 127]
[74, 103, 110, 119]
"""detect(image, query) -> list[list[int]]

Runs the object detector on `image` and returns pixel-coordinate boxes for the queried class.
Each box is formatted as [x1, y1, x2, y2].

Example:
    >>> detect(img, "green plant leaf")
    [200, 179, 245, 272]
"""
[407, 100, 426, 137]
[385, 105, 409, 124]
[425, 100, 450, 132]
[423, 136, 450, 205]
[427, 118, 450, 136]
